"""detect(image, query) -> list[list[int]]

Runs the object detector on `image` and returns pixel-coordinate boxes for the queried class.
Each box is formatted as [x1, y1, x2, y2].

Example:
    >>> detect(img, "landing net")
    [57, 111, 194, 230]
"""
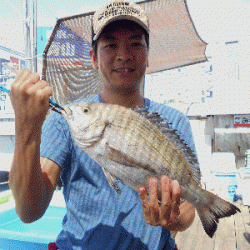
[42, 0, 207, 105]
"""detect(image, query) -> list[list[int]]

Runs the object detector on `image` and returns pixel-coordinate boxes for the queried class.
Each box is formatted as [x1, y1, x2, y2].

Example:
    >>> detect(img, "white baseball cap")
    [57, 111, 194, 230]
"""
[92, 0, 149, 42]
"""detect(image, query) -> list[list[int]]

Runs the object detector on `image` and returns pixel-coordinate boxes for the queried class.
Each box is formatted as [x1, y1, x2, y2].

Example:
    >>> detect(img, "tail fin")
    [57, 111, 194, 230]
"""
[196, 190, 240, 238]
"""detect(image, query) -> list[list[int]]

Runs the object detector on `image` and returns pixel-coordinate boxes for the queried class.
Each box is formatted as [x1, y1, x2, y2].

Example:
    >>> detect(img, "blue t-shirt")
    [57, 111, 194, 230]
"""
[40, 94, 197, 250]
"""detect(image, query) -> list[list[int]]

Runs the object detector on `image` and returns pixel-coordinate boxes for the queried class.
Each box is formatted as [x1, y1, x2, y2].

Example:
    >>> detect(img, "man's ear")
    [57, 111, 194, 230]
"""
[146, 54, 149, 68]
[89, 48, 98, 70]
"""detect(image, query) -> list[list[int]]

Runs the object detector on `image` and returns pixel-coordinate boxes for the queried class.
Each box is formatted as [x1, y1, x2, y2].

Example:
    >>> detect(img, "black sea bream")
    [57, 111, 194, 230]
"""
[62, 102, 240, 238]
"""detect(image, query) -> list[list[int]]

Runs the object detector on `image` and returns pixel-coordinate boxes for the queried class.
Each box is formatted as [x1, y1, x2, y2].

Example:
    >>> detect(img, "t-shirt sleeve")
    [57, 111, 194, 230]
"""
[170, 109, 198, 157]
[40, 112, 72, 169]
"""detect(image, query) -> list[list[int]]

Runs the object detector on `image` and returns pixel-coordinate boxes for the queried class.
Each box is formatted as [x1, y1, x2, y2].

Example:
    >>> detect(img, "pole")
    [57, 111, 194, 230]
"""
[23, 0, 28, 69]
[33, 0, 37, 72]
[23, 0, 32, 70]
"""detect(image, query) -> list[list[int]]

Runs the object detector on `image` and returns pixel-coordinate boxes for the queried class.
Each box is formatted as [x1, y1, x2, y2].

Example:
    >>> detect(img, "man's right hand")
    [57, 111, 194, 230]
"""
[10, 68, 52, 133]
[9, 69, 61, 223]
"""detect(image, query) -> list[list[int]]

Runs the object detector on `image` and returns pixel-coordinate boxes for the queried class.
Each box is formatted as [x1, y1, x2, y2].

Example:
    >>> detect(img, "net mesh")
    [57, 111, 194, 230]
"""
[42, 0, 207, 105]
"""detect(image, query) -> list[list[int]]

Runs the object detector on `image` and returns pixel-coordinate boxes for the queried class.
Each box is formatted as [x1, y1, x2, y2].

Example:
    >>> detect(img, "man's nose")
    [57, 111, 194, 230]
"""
[116, 44, 133, 61]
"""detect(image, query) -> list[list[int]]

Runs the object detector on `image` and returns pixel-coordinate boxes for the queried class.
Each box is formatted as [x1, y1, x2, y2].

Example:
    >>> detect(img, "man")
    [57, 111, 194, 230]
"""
[9, 0, 196, 249]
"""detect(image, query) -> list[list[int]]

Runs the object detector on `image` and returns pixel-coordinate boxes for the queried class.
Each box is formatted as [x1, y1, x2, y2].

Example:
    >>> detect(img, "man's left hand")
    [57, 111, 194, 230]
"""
[139, 175, 182, 230]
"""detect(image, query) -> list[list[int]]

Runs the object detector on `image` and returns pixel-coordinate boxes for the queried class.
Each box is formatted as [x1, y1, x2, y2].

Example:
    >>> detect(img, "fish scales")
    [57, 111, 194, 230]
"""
[113, 111, 189, 183]
[103, 105, 183, 177]
[62, 102, 240, 238]
[106, 108, 159, 166]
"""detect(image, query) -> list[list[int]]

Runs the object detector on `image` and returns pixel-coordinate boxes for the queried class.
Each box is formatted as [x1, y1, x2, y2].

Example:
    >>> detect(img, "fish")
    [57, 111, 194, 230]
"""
[62, 102, 240, 238]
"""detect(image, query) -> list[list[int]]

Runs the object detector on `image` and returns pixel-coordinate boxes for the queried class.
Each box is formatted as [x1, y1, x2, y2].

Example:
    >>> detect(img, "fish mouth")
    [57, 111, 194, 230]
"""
[63, 106, 73, 120]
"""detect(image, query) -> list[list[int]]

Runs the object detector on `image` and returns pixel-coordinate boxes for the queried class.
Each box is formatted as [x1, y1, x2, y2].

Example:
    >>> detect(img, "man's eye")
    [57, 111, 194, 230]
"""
[131, 43, 143, 48]
[106, 44, 116, 48]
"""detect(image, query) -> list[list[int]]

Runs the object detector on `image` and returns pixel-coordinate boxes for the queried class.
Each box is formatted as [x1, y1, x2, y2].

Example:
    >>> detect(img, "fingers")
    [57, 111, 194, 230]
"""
[169, 180, 181, 223]
[160, 176, 172, 227]
[139, 186, 150, 223]
[11, 68, 51, 101]
[139, 176, 181, 228]
[148, 178, 160, 225]
[11, 69, 40, 92]
[10, 69, 52, 129]
[28, 80, 52, 100]
[139, 178, 161, 226]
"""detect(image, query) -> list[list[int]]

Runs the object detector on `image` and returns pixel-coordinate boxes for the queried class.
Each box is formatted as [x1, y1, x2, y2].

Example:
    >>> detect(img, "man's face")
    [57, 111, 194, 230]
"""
[90, 24, 149, 93]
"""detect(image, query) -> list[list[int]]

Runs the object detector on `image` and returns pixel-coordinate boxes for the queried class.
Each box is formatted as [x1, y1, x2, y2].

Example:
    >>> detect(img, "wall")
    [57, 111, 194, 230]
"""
[190, 114, 249, 171]
[236, 156, 246, 169]
[212, 115, 235, 129]
[189, 118, 213, 176]
[0, 135, 15, 171]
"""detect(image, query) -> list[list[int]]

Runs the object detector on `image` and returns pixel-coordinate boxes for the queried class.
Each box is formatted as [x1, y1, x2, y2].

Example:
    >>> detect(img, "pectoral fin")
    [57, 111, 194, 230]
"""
[101, 167, 121, 195]
[105, 145, 157, 174]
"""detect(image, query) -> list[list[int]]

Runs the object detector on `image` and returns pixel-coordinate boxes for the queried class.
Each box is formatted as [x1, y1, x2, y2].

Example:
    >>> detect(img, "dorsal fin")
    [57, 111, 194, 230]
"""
[132, 106, 201, 185]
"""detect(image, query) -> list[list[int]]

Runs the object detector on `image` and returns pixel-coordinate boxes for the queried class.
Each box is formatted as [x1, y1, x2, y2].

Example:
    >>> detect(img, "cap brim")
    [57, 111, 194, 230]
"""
[93, 15, 149, 41]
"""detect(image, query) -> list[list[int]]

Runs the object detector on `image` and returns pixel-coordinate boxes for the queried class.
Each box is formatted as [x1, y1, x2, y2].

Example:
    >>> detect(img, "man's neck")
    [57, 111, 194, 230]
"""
[100, 90, 144, 108]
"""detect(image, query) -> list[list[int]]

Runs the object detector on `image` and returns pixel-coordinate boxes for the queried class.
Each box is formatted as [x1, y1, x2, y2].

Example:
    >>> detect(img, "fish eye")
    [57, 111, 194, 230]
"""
[83, 107, 90, 113]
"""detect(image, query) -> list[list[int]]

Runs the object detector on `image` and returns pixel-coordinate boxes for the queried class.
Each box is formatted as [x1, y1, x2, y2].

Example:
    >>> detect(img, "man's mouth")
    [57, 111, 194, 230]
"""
[114, 68, 134, 73]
